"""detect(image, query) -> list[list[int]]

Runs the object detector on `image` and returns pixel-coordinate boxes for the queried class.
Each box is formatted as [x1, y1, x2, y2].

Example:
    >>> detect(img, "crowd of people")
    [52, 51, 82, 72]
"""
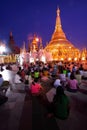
[0, 61, 87, 119]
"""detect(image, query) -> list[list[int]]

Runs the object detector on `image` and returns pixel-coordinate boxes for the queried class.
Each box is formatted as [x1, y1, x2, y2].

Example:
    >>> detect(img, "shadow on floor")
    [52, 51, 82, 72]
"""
[19, 94, 59, 130]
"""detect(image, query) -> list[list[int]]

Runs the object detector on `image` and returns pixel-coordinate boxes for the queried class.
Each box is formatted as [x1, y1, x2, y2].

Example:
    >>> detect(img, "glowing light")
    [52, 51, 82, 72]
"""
[35, 38, 39, 42]
[74, 57, 77, 61]
[0, 45, 5, 53]
[30, 57, 34, 63]
[41, 56, 46, 63]
[20, 55, 24, 65]
[82, 57, 85, 61]
[68, 57, 71, 61]
[36, 58, 39, 61]
[61, 58, 64, 61]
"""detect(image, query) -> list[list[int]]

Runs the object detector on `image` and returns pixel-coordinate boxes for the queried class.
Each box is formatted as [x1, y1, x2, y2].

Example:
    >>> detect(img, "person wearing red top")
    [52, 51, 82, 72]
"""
[31, 80, 43, 95]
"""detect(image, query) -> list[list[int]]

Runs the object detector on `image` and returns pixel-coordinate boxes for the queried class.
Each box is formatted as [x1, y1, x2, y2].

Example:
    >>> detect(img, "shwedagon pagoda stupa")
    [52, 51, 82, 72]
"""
[44, 8, 80, 61]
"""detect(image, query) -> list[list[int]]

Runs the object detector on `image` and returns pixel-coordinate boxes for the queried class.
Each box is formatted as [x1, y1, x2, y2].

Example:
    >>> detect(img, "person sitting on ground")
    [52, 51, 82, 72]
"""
[46, 86, 70, 119]
[59, 69, 66, 86]
[14, 72, 23, 84]
[82, 69, 87, 80]
[20, 69, 25, 82]
[43, 68, 49, 77]
[40, 71, 49, 82]
[30, 80, 43, 96]
[75, 69, 82, 85]
[0, 74, 10, 92]
[53, 86, 70, 119]
[28, 74, 34, 89]
[67, 68, 71, 79]
[6, 64, 12, 70]
[0, 74, 4, 87]
[34, 69, 40, 82]
[0, 65, 4, 72]
[79, 64, 84, 76]
[53, 77, 62, 88]
[66, 72, 79, 92]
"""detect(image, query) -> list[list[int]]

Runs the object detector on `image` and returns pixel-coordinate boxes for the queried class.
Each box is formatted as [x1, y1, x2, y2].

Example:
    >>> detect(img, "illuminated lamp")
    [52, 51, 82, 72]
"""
[35, 38, 39, 42]
[54, 58, 58, 61]
[74, 57, 77, 61]
[69, 46, 71, 49]
[30, 57, 34, 63]
[61, 58, 64, 61]
[82, 57, 85, 61]
[36, 58, 39, 61]
[68, 58, 71, 61]
[0, 45, 5, 54]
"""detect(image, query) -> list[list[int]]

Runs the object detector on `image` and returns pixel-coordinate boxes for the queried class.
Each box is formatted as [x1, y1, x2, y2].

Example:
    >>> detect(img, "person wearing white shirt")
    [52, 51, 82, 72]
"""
[14, 72, 22, 84]
[53, 79, 61, 88]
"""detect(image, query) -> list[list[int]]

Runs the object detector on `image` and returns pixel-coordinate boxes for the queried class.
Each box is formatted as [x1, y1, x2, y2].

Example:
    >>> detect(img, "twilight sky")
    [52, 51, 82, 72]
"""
[0, 0, 87, 50]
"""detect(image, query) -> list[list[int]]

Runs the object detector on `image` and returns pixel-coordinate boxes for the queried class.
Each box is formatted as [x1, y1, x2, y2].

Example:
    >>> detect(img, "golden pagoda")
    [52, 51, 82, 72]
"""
[45, 8, 80, 61]
[28, 34, 43, 52]
[30, 34, 39, 52]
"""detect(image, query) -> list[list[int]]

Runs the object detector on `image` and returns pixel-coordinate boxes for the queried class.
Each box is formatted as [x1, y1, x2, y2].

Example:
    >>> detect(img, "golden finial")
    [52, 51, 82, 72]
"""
[57, 7, 60, 16]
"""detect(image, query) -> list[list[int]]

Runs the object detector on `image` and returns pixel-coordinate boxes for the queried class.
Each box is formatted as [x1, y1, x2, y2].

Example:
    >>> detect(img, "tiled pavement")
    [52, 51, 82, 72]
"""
[0, 84, 25, 130]
[0, 81, 87, 130]
[56, 82, 87, 130]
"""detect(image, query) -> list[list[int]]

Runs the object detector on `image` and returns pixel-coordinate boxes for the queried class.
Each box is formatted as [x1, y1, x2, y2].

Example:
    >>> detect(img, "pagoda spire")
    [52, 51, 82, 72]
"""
[10, 31, 13, 37]
[9, 31, 15, 45]
[51, 8, 66, 41]
[8, 31, 20, 54]
[55, 7, 62, 31]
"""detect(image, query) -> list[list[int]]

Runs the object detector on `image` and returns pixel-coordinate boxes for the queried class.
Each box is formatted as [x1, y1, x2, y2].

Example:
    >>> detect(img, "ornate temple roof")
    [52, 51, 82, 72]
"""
[45, 8, 80, 61]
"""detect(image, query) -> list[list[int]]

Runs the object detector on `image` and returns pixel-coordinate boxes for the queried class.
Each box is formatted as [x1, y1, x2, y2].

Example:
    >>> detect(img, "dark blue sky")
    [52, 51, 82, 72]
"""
[0, 0, 87, 50]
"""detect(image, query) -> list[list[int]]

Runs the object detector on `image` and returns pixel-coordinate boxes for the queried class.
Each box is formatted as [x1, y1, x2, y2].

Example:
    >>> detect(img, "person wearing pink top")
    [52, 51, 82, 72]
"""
[31, 81, 43, 95]
[66, 72, 79, 92]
